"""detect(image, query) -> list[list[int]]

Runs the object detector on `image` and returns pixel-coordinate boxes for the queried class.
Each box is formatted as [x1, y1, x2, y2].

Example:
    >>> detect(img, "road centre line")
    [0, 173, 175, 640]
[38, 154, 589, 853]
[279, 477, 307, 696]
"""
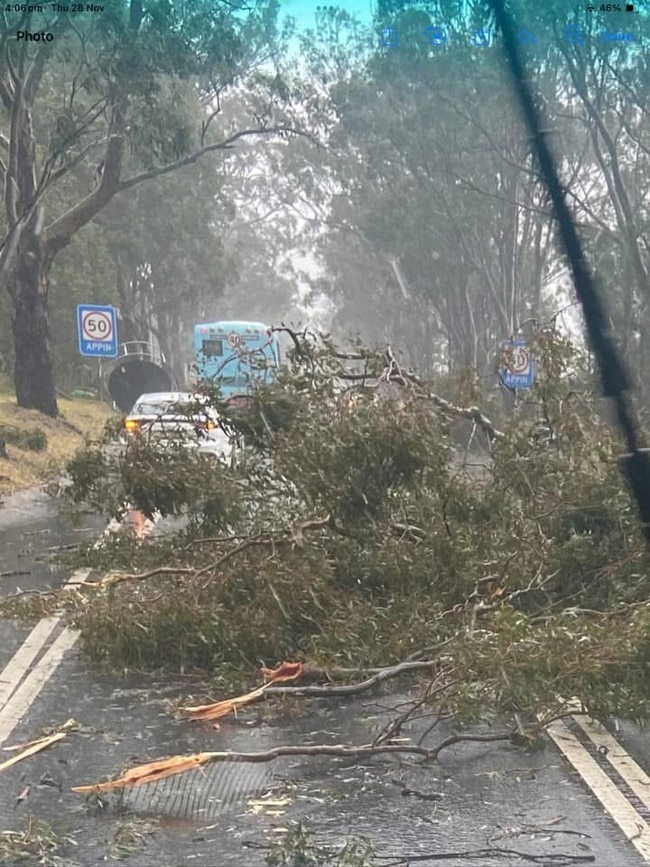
[1, 508, 649, 863]
[0, 567, 92, 714]
[570, 714, 650, 813]
[0, 627, 80, 745]
[0, 618, 59, 713]
[0, 510, 156, 746]
[546, 719, 650, 862]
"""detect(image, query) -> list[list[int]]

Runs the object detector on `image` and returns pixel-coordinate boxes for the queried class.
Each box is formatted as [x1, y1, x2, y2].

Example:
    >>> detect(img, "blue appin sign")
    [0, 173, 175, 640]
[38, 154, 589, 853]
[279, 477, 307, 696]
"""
[77, 305, 118, 358]
[499, 340, 534, 389]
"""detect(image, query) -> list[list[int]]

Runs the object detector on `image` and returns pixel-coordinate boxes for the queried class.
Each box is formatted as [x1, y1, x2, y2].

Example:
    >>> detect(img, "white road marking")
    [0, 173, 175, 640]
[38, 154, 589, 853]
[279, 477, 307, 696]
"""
[571, 714, 650, 812]
[0, 627, 80, 745]
[0, 567, 92, 713]
[0, 618, 59, 713]
[547, 719, 650, 862]
[0, 513, 157, 747]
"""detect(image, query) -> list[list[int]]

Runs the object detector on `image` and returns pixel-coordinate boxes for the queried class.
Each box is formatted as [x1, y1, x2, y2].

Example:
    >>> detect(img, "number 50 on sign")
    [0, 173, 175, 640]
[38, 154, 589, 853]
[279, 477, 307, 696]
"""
[77, 304, 118, 358]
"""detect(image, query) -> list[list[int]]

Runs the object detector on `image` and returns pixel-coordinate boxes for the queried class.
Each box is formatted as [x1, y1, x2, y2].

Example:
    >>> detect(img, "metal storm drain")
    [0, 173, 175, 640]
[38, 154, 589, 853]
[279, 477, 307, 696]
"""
[122, 761, 277, 819]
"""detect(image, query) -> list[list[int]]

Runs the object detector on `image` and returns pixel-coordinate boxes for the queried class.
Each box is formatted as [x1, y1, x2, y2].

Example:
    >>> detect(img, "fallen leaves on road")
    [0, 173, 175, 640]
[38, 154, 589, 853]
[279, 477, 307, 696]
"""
[247, 796, 293, 816]
[14, 785, 29, 809]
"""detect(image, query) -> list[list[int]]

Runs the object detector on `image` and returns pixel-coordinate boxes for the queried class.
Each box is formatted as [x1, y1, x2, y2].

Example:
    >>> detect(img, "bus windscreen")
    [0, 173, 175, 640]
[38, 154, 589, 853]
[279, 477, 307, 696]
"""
[202, 339, 223, 357]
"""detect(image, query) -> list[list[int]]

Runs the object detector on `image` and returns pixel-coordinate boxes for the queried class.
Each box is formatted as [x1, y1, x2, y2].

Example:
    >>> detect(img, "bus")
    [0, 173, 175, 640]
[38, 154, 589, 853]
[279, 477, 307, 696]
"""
[193, 321, 281, 403]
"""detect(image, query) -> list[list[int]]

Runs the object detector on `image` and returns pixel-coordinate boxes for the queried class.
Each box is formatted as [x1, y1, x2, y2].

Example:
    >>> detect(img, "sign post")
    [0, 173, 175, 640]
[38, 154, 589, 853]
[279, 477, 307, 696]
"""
[77, 305, 118, 358]
[499, 340, 534, 389]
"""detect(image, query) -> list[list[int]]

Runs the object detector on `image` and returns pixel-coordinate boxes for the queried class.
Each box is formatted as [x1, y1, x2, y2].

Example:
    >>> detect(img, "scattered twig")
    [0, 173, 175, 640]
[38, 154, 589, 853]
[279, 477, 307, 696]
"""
[489, 820, 591, 842]
[0, 587, 59, 602]
[375, 848, 595, 864]
[388, 780, 443, 801]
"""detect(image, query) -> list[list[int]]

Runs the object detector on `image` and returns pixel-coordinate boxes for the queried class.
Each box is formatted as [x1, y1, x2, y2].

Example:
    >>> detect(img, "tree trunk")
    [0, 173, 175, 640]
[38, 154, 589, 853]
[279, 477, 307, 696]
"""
[9, 235, 58, 417]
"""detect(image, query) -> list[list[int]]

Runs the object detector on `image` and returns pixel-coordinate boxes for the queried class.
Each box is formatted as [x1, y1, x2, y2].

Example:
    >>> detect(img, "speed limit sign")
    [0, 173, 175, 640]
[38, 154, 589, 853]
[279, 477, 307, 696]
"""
[227, 331, 245, 349]
[77, 304, 118, 357]
[500, 340, 534, 388]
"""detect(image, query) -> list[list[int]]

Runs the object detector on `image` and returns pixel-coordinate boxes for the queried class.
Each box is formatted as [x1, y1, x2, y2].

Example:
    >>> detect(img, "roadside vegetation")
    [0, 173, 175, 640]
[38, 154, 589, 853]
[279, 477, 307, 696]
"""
[1, 328, 645, 760]
[0, 376, 114, 496]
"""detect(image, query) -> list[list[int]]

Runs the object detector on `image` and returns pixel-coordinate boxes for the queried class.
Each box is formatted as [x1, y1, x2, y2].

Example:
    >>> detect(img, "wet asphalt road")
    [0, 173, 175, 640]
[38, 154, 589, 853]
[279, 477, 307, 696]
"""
[0, 489, 648, 866]
[0, 488, 104, 669]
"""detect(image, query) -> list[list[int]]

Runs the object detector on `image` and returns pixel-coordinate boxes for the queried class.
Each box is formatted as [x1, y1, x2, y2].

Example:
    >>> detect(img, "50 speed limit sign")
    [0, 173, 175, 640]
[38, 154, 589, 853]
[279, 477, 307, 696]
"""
[499, 340, 534, 389]
[77, 304, 118, 358]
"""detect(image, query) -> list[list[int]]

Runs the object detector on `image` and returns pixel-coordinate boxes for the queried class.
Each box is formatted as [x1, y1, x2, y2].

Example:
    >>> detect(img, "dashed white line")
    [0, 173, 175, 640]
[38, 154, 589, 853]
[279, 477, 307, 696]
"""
[0, 513, 157, 746]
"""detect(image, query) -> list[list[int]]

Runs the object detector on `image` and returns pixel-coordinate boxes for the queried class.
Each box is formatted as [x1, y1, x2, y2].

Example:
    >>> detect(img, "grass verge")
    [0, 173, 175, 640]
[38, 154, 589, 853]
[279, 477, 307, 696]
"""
[0, 383, 114, 496]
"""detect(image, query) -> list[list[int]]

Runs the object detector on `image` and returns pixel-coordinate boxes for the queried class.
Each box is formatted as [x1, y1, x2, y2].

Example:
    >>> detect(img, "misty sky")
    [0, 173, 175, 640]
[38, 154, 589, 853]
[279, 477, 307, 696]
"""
[280, 0, 373, 33]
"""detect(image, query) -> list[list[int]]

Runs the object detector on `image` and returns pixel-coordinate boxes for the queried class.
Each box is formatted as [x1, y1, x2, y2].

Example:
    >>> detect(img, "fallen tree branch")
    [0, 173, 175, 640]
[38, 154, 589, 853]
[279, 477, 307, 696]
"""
[429, 394, 505, 442]
[92, 518, 333, 589]
[71, 731, 514, 793]
[180, 658, 446, 721]
[376, 847, 595, 864]
[92, 565, 198, 588]
[372, 674, 459, 747]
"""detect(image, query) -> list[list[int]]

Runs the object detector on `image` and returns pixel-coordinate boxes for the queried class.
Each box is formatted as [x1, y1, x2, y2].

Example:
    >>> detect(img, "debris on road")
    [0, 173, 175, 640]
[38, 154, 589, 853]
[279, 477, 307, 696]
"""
[179, 659, 305, 721]
[0, 719, 77, 773]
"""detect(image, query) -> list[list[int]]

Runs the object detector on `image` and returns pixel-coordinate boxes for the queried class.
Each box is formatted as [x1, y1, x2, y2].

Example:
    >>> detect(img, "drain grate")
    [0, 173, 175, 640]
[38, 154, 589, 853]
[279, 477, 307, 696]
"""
[122, 760, 277, 819]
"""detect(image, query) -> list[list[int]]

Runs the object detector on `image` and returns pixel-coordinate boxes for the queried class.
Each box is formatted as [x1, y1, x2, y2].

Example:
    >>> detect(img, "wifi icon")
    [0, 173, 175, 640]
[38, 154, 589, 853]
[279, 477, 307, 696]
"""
[586, 4, 595, 9]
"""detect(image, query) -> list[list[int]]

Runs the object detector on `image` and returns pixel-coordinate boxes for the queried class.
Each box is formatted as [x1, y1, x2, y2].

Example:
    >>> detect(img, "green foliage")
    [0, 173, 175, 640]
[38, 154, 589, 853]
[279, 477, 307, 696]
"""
[66, 435, 244, 530]
[0, 0, 300, 412]
[30, 330, 650, 727]
[266, 823, 375, 867]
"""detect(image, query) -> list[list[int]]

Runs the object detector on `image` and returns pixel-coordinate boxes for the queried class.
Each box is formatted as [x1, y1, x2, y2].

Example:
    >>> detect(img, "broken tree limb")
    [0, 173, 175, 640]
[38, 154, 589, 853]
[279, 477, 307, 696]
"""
[0, 720, 77, 773]
[179, 658, 444, 721]
[90, 517, 333, 589]
[429, 393, 505, 442]
[71, 732, 514, 794]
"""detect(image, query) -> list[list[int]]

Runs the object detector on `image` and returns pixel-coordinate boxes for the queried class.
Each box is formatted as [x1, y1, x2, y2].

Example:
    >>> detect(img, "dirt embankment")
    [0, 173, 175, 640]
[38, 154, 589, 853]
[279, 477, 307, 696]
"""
[0, 392, 115, 496]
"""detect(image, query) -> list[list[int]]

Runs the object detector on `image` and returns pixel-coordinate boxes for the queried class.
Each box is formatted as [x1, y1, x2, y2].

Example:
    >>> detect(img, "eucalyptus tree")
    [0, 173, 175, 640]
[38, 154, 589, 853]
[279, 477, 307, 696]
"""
[287, 0, 648, 383]
[0, 0, 303, 416]
[280, 2, 568, 376]
[95, 156, 235, 383]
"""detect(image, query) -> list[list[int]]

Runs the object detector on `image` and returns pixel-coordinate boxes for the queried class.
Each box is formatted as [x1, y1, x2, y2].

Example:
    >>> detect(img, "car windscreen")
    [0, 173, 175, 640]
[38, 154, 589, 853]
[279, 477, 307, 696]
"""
[133, 399, 190, 416]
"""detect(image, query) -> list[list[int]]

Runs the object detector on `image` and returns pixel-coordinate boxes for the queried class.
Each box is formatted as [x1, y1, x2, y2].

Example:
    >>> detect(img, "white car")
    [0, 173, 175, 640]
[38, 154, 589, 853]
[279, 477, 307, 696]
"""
[120, 392, 235, 462]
